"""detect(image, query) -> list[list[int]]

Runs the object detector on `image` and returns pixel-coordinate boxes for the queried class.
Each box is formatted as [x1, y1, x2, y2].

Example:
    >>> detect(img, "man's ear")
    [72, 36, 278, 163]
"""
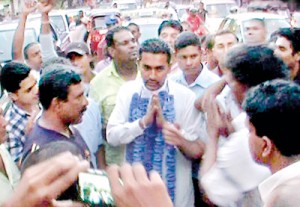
[107, 47, 115, 58]
[295, 51, 300, 62]
[51, 97, 61, 112]
[261, 136, 273, 158]
[9, 92, 18, 102]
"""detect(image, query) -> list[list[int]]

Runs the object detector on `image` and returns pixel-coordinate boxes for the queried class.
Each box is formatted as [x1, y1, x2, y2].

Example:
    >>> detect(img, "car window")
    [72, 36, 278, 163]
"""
[118, 3, 137, 10]
[241, 18, 291, 40]
[93, 16, 107, 30]
[0, 28, 36, 63]
[206, 3, 237, 18]
[50, 15, 67, 33]
[139, 23, 160, 43]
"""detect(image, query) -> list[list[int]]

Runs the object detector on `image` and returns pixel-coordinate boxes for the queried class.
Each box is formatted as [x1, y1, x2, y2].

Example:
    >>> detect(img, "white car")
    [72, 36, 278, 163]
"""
[129, 18, 164, 43]
[218, 12, 291, 42]
[195, 0, 238, 33]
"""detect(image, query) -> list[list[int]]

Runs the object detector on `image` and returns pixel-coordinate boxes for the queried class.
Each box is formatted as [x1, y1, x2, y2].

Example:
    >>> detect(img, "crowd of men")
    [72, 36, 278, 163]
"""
[1, 0, 300, 206]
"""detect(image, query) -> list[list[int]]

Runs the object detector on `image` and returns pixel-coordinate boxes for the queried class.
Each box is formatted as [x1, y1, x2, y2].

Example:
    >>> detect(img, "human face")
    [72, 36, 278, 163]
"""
[274, 36, 300, 75]
[26, 44, 42, 70]
[68, 53, 91, 76]
[12, 71, 39, 111]
[243, 20, 267, 45]
[0, 108, 7, 144]
[139, 52, 170, 91]
[111, 30, 138, 62]
[176, 45, 202, 76]
[212, 33, 238, 68]
[159, 27, 181, 52]
[128, 25, 141, 43]
[59, 82, 88, 125]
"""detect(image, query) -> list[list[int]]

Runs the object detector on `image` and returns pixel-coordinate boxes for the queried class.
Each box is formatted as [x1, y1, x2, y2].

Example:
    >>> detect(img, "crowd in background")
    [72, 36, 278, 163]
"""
[1, 0, 300, 206]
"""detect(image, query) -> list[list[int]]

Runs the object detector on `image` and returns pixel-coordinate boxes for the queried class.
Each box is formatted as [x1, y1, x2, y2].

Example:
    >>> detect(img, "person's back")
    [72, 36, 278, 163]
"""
[242, 79, 300, 205]
[200, 45, 290, 206]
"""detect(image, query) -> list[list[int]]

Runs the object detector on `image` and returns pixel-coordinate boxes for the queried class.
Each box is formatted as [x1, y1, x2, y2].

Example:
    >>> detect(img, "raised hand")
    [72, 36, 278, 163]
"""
[22, 0, 38, 16]
[37, 0, 55, 14]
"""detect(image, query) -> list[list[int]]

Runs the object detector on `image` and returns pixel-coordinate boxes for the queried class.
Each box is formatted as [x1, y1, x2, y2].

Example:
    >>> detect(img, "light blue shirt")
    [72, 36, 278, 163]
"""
[74, 98, 103, 168]
[171, 65, 220, 98]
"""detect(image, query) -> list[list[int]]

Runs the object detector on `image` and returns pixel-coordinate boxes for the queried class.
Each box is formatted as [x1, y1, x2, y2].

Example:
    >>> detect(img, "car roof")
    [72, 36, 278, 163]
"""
[225, 12, 288, 22]
[130, 17, 164, 25]
[89, 8, 120, 17]
[201, 0, 237, 5]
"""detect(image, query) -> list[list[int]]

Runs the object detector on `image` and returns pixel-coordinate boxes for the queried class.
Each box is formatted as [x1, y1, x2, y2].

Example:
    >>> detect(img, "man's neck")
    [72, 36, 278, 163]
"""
[39, 111, 71, 138]
[14, 102, 37, 114]
[82, 69, 95, 83]
[269, 153, 300, 174]
[114, 60, 137, 81]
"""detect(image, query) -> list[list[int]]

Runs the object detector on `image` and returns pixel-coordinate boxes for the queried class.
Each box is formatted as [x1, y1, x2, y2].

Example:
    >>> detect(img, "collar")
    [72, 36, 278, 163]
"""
[140, 79, 169, 98]
[108, 61, 140, 79]
[11, 103, 30, 118]
[177, 64, 215, 88]
[259, 160, 300, 204]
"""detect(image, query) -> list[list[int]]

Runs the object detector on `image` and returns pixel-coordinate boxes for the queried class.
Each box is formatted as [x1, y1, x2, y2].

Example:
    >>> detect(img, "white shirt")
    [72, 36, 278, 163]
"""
[259, 161, 300, 205]
[107, 78, 202, 207]
[201, 111, 271, 206]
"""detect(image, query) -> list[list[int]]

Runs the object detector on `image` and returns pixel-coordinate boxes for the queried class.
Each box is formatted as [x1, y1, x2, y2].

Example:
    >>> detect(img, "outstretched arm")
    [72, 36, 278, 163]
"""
[2, 152, 89, 207]
[12, 1, 37, 61]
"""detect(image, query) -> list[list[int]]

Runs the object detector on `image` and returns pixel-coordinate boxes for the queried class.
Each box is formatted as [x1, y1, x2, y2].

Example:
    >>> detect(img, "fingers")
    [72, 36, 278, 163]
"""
[24, 152, 89, 200]
[107, 164, 123, 191]
[132, 163, 150, 184]
[41, 158, 89, 199]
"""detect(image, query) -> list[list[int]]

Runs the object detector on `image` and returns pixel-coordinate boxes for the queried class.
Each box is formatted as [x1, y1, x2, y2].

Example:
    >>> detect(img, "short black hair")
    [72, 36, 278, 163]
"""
[128, 22, 140, 30]
[139, 38, 171, 64]
[106, 26, 130, 48]
[0, 62, 31, 93]
[39, 66, 81, 110]
[212, 29, 239, 47]
[224, 44, 289, 88]
[175, 31, 201, 51]
[243, 79, 300, 156]
[158, 20, 183, 36]
[272, 27, 300, 54]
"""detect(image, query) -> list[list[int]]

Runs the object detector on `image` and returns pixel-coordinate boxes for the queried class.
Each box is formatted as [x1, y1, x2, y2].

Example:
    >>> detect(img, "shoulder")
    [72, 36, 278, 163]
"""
[118, 79, 142, 94]
[169, 79, 195, 98]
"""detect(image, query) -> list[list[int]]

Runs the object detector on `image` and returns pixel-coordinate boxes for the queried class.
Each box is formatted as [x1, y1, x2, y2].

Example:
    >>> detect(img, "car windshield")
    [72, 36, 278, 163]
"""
[0, 28, 36, 63]
[242, 18, 291, 40]
[93, 17, 107, 30]
[139, 23, 160, 43]
[117, 3, 137, 10]
[206, 3, 237, 18]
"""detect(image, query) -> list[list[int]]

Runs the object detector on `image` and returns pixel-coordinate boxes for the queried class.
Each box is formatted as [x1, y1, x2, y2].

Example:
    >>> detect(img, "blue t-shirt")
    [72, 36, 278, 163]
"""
[22, 121, 91, 166]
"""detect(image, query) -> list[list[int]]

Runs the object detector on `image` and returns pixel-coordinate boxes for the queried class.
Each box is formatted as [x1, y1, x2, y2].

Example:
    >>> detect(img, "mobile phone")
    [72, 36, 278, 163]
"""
[78, 169, 115, 207]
